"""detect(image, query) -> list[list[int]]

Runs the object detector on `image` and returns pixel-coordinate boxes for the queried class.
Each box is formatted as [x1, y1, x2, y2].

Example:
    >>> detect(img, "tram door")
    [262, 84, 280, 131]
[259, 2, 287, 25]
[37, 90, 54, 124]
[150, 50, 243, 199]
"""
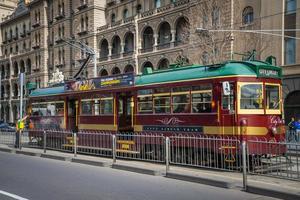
[117, 93, 133, 132]
[220, 82, 236, 136]
[67, 100, 78, 131]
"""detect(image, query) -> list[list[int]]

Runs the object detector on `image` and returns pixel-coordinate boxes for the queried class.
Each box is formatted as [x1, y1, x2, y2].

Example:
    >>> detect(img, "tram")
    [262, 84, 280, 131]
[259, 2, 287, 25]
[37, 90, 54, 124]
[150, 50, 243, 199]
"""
[28, 60, 285, 155]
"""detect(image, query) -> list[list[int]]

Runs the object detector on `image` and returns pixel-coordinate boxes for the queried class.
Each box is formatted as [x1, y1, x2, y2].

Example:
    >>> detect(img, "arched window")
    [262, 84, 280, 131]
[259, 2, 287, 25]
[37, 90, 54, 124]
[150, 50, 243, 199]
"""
[242, 6, 254, 25]
[212, 7, 220, 26]
[111, 67, 121, 75]
[136, 4, 142, 14]
[157, 58, 169, 70]
[142, 61, 153, 74]
[100, 69, 108, 76]
[99, 39, 109, 60]
[123, 9, 129, 19]
[158, 22, 171, 48]
[175, 17, 189, 46]
[155, 0, 161, 8]
[124, 65, 134, 73]
[142, 26, 154, 52]
[124, 32, 134, 54]
[111, 36, 121, 58]
[111, 13, 116, 23]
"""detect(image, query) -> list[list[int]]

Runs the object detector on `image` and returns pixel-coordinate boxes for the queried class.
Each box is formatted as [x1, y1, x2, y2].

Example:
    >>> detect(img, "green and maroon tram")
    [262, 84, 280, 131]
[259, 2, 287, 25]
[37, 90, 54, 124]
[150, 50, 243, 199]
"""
[28, 60, 285, 154]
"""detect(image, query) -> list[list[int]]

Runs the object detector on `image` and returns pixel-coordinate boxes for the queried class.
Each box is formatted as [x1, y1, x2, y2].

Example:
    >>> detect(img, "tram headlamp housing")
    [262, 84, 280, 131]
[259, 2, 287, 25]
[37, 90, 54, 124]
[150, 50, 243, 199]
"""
[271, 126, 278, 135]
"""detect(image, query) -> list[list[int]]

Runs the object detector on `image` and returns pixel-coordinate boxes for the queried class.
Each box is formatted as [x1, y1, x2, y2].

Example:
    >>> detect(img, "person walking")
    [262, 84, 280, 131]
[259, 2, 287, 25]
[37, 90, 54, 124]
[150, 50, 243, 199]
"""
[294, 119, 300, 142]
[288, 117, 296, 142]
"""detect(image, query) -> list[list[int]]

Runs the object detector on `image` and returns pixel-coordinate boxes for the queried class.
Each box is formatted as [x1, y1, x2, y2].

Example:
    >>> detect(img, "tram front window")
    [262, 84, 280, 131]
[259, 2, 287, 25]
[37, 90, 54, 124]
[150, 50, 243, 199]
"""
[266, 85, 280, 109]
[240, 84, 263, 109]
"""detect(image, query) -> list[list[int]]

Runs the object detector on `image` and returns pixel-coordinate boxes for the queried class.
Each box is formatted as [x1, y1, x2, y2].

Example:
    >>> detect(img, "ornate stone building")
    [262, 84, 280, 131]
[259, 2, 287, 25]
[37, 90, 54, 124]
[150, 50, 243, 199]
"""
[0, 0, 299, 123]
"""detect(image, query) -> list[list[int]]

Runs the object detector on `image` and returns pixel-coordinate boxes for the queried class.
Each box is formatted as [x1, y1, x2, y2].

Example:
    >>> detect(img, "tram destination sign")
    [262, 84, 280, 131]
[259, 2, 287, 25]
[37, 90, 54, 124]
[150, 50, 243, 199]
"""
[143, 125, 203, 133]
[65, 73, 134, 91]
[257, 68, 281, 78]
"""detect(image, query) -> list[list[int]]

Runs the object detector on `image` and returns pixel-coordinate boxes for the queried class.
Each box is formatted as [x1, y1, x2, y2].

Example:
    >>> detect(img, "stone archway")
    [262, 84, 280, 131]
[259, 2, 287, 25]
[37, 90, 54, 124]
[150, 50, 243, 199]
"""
[285, 90, 300, 123]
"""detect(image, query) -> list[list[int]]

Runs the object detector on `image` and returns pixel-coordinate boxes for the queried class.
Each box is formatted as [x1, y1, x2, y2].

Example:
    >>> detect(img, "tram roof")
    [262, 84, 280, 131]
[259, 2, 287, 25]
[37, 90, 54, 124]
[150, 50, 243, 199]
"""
[135, 60, 281, 86]
[29, 60, 281, 98]
[30, 86, 65, 97]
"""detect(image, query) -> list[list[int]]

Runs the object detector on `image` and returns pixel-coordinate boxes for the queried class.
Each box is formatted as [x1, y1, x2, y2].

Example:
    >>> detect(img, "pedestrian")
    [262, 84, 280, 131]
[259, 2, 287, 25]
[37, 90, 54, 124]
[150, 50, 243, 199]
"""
[288, 117, 296, 142]
[294, 119, 300, 142]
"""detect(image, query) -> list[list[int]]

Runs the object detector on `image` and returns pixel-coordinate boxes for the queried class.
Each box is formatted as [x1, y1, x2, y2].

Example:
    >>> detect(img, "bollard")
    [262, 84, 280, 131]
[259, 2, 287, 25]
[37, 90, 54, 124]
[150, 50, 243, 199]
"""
[73, 132, 77, 157]
[43, 130, 46, 153]
[19, 130, 22, 150]
[165, 137, 170, 173]
[242, 141, 247, 190]
[112, 135, 116, 163]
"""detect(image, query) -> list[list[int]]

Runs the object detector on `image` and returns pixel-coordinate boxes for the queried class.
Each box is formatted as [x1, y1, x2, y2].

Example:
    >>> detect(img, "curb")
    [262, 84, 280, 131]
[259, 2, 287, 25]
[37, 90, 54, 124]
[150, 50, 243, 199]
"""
[16, 150, 41, 157]
[166, 172, 238, 189]
[41, 154, 71, 161]
[246, 185, 300, 200]
[0, 147, 15, 153]
[112, 164, 165, 176]
[72, 158, 111, 167]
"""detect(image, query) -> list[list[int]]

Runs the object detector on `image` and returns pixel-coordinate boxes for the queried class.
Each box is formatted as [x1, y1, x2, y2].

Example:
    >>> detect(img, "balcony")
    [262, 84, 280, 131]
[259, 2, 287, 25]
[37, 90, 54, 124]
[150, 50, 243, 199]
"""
[107, 0, 116, 6]
[157, 42, 171, 50]
[32, 21, 40, 28]
[55, 13, 65, 21]
[99, 56, 108, 62]
[123, 50, 134, 57]
[111, 20, 122, 27]
[32, 44, 40, 50]
[140, 47, 153, 53]
[55, 37, 64, 44]
[111, 53, 120, 59]
[20, 32, 26, 38]
[77, 30, 88, 36]
[55, 63, 64, 68]
[77, 3, 88, 11]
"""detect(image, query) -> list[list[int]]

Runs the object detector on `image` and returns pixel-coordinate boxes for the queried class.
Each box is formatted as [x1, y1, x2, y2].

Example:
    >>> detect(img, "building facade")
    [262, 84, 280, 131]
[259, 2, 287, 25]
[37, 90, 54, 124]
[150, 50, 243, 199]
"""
[0, 0, 299, 123]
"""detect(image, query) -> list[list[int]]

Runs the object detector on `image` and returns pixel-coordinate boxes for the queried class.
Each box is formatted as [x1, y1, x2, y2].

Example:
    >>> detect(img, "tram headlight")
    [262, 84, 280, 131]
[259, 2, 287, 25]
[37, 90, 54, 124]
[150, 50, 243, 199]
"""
[271, 126, 278, 135]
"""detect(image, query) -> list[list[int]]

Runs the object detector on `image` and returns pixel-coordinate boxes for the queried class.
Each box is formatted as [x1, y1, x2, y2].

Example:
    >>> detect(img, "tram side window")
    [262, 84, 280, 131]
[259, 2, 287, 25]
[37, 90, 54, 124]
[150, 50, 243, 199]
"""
[154, 88, 171, 114]
[266, 85, 280, 109]
[172, 87, 190, 113]
[137, 89, 153, 114]
[222, 83, 234, 110]
[32, 102, 64, 116]
[81, 100, 94, 115]
[192, 84, 212, 113]
[240, 84, 263, 109]
[100, 98, 113, 114]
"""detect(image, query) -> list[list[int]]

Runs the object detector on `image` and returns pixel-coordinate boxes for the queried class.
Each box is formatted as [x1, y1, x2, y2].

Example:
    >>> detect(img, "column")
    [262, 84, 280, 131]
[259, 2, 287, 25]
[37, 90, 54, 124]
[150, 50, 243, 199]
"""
[171, 30, 176, 48]
[108, 46, 112, 61]
[153, 34, 158, 51]
[120, 43, 125, 58]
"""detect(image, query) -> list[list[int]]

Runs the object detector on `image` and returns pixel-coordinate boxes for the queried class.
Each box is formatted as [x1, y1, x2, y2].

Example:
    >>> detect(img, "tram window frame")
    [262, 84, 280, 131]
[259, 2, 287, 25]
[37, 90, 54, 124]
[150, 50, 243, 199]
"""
[153, 89, 171, 114]
[191, 84, 213, 113]
[137, 89, 153, 114]
[100, 97, 114, 115]
[265, 83, 281, 115]
[172, 87, 191, 114]
[222, 83, 234, 110]
[32, 101, 65, 117]
[81, 99, 95, 115]
[238, 82, 264, 114]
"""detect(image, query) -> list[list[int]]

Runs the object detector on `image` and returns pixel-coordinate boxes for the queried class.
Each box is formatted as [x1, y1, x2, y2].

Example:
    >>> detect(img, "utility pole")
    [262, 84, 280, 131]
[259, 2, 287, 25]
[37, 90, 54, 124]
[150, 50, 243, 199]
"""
[281, 0, 285, 66]
[19, 73, 24, 121]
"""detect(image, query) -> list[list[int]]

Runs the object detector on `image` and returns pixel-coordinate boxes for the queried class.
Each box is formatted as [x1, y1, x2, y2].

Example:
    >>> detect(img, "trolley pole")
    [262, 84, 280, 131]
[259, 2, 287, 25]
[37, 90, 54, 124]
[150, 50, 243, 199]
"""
[242, 141, 247, 190]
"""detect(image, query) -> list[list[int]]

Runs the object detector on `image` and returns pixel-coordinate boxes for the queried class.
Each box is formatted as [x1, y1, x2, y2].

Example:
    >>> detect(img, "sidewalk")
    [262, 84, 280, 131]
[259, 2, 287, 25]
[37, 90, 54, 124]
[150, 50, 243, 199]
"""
[0, 144, 299, 200]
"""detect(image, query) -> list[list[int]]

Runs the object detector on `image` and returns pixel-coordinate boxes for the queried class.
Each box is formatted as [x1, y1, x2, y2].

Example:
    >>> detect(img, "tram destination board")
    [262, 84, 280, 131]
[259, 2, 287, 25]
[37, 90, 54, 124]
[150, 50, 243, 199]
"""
[65, 74, 134, 91]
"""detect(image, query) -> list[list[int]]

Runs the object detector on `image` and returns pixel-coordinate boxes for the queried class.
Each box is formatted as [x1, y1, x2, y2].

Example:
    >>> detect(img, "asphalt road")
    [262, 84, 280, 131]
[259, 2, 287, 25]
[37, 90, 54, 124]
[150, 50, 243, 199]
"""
[0, 152, 280, 200]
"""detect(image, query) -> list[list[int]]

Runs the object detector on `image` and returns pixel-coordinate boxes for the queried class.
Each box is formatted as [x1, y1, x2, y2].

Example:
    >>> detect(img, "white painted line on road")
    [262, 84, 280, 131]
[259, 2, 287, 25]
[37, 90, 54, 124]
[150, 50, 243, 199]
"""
[0, 190, 29, 200]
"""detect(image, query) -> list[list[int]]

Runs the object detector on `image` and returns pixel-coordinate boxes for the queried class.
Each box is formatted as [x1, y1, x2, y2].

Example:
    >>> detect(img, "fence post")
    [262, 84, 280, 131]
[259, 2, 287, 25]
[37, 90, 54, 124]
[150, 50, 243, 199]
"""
[19, 129, 22, 150]
[242, 141, 247, 190]
[112, 135, 116, 163]
[166, 137, 170, 173]
[43, 130, 46, 153]
[73, 132, 77, 157]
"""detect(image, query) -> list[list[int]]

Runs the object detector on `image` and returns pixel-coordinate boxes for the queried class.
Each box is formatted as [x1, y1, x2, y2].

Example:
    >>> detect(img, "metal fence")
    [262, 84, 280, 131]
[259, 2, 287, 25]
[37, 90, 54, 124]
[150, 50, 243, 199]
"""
[169, 135, 242, 171]
[1, 129, 300, 182]
[247, 138, 300, 180]
[0, 129, 15, 146]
